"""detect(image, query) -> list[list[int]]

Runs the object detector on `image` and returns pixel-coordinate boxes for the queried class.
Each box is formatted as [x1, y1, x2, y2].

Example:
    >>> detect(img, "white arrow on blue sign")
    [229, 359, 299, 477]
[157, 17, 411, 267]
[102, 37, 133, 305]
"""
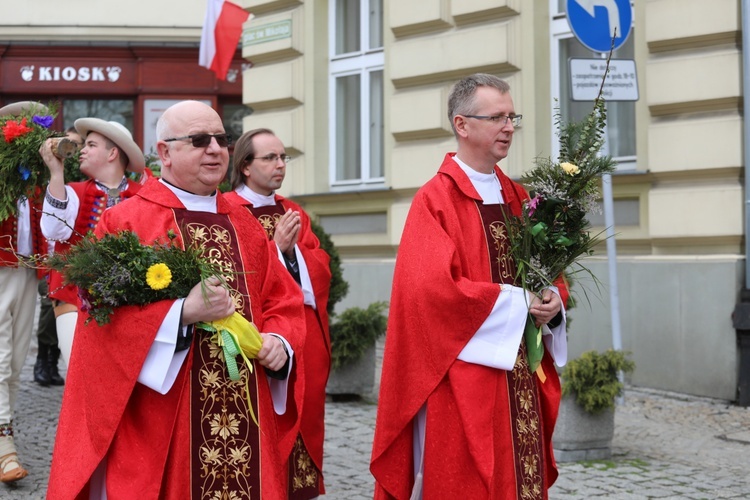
[566, 0, 633, 53]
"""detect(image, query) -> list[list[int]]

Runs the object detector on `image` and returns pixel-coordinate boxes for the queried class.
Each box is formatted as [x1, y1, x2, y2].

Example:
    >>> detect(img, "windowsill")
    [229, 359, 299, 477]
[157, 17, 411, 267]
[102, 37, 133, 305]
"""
[329, 181, 388, 194]
[614, 157, 637, 173]
[290, 184, 392, 201]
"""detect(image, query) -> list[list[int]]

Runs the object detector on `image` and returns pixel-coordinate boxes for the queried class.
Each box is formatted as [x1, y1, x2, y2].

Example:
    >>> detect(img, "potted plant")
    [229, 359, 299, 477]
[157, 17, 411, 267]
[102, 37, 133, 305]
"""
[310, 221, 389, 399]
[553, 349, 635, 462]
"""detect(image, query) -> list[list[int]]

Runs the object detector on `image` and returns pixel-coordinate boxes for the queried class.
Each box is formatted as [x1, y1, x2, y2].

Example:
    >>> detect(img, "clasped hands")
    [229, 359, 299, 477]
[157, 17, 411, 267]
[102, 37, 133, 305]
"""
[273, 208, 300, 259]
[181, 277, 288, 371]
[529, 288, 562, 328]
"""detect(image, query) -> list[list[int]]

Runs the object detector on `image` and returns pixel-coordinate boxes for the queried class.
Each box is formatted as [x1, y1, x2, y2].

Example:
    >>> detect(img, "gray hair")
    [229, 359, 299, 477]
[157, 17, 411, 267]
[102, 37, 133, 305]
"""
[447, 74, 510, 136]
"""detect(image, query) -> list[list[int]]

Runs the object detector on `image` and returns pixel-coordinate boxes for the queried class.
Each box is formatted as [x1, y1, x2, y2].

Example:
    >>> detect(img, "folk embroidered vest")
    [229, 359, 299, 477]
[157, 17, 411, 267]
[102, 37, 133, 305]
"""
[49, 179, 140, 303]
[0, 192, 47, 278]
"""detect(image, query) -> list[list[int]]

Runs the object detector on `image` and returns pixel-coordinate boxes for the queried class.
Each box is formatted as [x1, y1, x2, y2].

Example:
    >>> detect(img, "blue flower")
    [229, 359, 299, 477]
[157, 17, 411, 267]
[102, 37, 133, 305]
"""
[18, 165, 31, 180]
[32, 115, 54, 128]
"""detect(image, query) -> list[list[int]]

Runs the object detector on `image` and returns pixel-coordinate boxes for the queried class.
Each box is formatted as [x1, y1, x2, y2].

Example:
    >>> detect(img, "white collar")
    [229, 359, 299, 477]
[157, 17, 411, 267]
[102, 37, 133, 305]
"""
[453, 156, 504, 205]
[235, 184, 277, 207]
[159, 179, 218, 213]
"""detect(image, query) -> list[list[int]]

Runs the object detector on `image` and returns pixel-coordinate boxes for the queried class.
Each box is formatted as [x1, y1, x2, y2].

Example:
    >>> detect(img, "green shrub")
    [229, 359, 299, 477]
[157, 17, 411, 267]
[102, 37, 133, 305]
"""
[310, 219, 349, 317]
[560, 349, 635, 414]
[329, 301, 388, 369]
[309, 220, 384, 369]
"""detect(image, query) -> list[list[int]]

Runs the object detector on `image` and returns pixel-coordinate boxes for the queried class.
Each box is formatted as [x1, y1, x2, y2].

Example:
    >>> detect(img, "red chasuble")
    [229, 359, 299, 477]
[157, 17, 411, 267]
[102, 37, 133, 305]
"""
[47, 178, 305, 500]
[224, 190, 332, 498]
[370, 154, 566, 500]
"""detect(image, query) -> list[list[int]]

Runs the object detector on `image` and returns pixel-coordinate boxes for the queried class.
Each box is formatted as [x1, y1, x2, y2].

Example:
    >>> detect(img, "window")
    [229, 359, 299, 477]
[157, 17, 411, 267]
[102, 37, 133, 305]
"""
[222, 103, 253, 141]
[329, 0, 384, 188]
[63, 99, 134, 132]
[551, 1, 636, 170]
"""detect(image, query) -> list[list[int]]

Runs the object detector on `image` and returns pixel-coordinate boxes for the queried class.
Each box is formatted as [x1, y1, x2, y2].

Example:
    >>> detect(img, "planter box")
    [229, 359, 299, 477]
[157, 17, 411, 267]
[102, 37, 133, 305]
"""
[553, 394, 614, 462]
[326, 345, 377, 400]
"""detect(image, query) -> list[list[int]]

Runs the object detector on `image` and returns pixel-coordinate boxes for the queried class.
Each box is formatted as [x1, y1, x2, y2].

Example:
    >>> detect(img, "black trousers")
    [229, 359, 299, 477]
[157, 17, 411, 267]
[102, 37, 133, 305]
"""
[37, 278, 58, 349]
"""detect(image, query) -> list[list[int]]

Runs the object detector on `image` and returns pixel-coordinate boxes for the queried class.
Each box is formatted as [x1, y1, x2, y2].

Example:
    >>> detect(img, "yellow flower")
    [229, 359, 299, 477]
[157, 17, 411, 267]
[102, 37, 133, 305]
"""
[146, 262, 172, 290]
[560, 162, 580, 175]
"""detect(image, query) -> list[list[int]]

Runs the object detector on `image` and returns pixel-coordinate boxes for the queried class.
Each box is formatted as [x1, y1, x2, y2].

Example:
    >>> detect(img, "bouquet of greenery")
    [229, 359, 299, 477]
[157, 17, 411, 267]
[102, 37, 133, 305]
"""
[46, 229, 224, 327]
[46, 227, 265, 423]
[0, 103, 58, 220]
[505, 71, 616, 373]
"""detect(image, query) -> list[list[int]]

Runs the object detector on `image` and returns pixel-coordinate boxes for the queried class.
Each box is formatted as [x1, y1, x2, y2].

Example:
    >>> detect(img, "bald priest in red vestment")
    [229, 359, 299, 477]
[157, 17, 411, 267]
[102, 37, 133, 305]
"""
[370, 74, 570, 500]
[47, 100, 306, 499]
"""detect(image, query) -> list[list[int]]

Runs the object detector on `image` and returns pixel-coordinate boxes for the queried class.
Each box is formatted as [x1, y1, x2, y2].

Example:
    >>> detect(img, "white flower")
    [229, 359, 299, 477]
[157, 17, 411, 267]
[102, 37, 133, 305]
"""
[560, 162, 580, 175]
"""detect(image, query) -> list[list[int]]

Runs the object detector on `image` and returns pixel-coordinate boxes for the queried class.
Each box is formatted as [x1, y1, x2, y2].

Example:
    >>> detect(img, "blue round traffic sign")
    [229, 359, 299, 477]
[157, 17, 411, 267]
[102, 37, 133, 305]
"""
[567, 0, 633, 53]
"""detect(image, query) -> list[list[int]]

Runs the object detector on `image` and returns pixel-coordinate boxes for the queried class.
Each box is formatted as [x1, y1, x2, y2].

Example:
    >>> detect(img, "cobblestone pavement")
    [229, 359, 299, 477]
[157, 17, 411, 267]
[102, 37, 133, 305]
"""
[3, 346, 64, 499]
[552, 388, 750, 499]
[321, 388, 750, 500]
[4, 347, 749, 499]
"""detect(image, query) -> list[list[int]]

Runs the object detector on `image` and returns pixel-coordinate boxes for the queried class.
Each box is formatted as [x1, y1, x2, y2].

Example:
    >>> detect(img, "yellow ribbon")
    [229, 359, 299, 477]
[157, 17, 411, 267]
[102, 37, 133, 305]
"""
[197, 312, 264, 426]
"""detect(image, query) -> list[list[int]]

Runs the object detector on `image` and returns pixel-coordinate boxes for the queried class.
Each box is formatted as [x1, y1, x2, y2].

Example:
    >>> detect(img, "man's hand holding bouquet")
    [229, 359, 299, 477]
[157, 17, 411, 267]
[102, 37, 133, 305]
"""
[0, 103, 58, 220]
[45, 228, 264, 422]
[506, 65, 617, 373]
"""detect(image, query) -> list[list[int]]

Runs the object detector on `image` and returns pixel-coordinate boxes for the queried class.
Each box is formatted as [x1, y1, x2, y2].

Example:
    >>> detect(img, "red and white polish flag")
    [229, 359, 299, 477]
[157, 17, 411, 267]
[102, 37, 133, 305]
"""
[199, 0, 251, 80]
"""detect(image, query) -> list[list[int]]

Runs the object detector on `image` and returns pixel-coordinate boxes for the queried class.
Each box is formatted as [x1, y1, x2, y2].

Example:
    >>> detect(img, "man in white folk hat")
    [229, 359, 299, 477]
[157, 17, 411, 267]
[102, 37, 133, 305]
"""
[0, 101, 51, 483]
[40, 118, 145, 366]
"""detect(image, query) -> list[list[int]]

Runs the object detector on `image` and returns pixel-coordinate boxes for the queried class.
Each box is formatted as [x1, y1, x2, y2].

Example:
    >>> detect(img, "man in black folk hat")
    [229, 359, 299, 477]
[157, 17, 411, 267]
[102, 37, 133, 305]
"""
[39, 118, 145, 366]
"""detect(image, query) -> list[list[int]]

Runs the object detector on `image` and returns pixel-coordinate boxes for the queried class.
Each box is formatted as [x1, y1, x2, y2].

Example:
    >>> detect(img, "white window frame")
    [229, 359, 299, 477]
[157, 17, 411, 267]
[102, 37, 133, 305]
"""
[549, 0, 636, 171]
[328, 0, 385, 190]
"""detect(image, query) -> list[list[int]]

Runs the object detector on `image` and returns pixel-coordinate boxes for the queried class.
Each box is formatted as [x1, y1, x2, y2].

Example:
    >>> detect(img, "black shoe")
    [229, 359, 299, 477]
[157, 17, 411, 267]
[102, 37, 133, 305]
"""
[47, 347, 65, 386]
[33, 345, 51, 386]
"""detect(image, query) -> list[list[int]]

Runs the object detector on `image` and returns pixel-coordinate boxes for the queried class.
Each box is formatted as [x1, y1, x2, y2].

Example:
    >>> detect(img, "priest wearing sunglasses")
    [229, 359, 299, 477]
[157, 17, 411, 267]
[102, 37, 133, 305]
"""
[47, 101, 306, 499]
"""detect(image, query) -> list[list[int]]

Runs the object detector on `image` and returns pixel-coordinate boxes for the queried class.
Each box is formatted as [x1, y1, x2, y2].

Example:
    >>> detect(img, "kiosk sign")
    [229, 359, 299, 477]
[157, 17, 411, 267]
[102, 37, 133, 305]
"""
[566, 0, 633, 53]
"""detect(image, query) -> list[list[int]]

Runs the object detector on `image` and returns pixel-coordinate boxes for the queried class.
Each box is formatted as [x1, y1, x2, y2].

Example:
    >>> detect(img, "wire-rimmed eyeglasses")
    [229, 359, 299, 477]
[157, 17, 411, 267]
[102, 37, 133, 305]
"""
[252, 153, 292, 164]
[463, 114, 522, 127]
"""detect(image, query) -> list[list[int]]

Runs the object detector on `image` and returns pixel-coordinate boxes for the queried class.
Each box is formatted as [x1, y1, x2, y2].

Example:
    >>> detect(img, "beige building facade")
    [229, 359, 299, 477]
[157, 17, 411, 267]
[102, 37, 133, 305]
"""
[243, 0, 744, 401]
[1, 0, 744, 400]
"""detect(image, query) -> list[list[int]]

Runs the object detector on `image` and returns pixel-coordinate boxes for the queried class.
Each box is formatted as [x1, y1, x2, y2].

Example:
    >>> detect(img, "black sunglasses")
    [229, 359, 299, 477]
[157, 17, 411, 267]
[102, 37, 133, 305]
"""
[164, 133, 232, 148]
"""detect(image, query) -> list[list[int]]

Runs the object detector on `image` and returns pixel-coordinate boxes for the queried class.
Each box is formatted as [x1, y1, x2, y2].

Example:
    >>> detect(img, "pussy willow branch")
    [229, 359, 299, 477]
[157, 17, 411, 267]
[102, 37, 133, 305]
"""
[593, 31, 617, 112]
[33, 206, 86, 241]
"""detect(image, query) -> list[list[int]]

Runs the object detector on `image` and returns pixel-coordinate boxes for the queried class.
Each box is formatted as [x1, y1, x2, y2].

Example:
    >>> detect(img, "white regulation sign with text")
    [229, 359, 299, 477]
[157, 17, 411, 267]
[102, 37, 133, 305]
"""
[569, 58, 639, 102]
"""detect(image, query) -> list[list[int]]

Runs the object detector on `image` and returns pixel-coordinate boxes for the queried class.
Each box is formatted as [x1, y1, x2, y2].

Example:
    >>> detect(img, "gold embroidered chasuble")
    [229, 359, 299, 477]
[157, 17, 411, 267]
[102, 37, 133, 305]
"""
[475, 201, 547, 499]
[174, 209, 262, 499]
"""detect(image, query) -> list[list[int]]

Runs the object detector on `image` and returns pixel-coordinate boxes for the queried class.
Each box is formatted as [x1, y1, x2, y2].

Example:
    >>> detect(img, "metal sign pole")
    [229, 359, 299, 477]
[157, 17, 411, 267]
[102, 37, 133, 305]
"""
[599, 101, 623, 404]
[598, 105, 622, 354]
[602, 172, 622, 352]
